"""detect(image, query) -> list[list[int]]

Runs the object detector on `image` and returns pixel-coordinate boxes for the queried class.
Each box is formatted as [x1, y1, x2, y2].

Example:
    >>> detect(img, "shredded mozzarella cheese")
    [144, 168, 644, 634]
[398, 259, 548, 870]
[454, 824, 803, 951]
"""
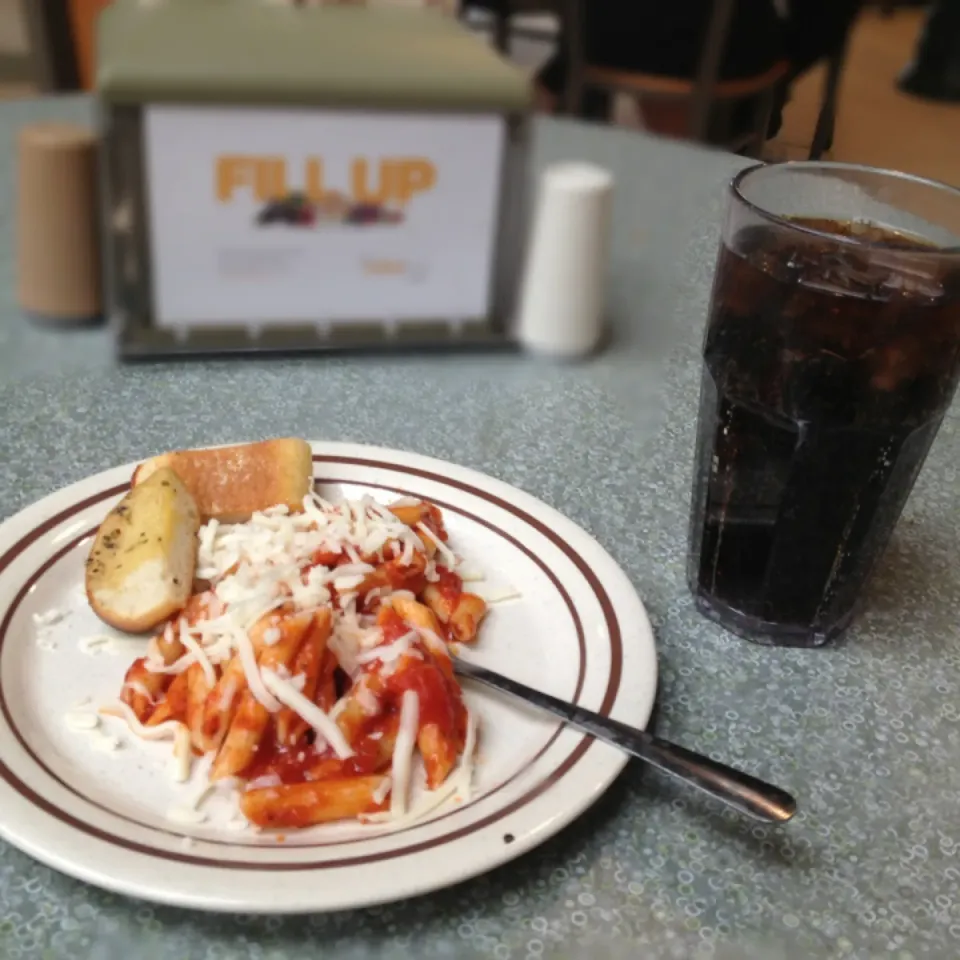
[261, 669, 354, 759]
[372, 775, 392, 806]
[167, 807, 207, 825]
[412, 625, 449, 657]
[248, 773, 283, 790]
[172, 724, 192, 783]
[100, 700, 181, 740]
[233, 626, 282, 712]
[178, 619, 217, 687]
[416, 523, 457, 568]
[354, 682, 381, 716]
[34, 608, 66, 626]
[146, 651, 198, 676]
[355, 630, 418, 666]
[64, 712, 99, 731]
[390, 690, 420, 818]
[363, 779, 461, 828]
[364, 708, 479, 828]
[480, 586, 523, 605]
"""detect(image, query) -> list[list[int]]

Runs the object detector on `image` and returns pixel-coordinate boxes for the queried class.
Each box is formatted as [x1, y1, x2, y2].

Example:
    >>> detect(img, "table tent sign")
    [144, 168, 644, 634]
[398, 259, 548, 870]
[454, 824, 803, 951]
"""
[97, 1, 531, 358]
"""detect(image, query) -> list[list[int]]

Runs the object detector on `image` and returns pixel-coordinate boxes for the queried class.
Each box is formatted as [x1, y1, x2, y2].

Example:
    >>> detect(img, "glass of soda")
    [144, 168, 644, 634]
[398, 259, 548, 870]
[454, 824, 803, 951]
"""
[688, 162, 960, 647]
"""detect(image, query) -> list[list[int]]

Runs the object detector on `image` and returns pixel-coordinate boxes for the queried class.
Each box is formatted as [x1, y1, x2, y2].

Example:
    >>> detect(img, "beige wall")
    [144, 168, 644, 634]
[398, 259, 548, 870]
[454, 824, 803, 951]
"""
[0, 0, 26, 55]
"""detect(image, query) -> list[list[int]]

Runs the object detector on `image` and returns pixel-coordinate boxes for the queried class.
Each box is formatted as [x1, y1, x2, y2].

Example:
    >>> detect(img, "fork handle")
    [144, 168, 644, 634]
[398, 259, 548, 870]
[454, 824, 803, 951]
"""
[453, 658, 796, 824]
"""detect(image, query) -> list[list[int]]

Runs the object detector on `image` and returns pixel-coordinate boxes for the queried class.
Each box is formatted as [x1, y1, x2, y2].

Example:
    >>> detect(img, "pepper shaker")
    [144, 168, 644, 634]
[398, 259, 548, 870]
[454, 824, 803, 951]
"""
[17, 123, 103, 326]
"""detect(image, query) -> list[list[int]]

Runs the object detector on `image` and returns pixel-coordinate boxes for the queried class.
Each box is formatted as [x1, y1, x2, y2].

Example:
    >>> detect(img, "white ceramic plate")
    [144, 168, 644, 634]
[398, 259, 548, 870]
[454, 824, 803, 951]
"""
[0, 442, 657, 913]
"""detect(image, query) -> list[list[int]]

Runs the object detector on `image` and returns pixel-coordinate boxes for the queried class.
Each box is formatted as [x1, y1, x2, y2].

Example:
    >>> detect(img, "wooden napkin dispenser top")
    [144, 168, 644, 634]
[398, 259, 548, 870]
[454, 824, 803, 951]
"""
[97, 2, 532, 359]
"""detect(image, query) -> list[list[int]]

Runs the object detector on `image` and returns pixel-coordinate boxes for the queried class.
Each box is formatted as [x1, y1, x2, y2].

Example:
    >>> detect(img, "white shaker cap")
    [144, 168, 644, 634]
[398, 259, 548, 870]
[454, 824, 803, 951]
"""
[514, 162, 614, 359]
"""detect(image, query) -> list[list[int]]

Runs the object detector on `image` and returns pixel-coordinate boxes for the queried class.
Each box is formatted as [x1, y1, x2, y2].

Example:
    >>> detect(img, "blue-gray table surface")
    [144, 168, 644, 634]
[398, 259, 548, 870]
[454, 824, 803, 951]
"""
[1, 96, 959, 960]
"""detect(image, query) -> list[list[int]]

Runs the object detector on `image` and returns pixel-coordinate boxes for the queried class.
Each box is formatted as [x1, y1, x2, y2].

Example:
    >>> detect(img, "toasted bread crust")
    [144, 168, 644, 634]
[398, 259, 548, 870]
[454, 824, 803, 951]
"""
[88, 587, 188, 635]
[132, 439, 313, 523]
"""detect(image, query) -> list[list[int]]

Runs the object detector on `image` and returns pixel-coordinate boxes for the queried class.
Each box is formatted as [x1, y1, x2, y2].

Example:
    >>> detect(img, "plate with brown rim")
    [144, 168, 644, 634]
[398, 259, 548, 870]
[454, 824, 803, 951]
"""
[0, 442, 657, 913]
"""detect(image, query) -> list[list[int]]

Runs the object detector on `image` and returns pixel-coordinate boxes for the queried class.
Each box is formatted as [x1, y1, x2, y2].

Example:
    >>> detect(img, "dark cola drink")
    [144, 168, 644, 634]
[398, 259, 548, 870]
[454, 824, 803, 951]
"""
[689, 217, 960, 645]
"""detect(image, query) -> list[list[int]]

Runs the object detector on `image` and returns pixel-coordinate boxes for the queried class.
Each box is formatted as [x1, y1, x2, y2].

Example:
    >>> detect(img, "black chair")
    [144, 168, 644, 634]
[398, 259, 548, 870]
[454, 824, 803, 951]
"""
[468, 0, 784, 155]
[463, 0, 856, 160]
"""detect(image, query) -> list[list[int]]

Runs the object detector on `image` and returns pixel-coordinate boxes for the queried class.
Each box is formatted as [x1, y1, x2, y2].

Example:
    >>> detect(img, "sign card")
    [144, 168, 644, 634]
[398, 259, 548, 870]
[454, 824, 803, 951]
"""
[144, 106, 506, 328]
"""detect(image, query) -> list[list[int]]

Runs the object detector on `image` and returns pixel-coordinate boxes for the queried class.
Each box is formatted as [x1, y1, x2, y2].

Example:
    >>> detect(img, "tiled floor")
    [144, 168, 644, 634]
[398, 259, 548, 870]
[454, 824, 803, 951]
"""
[774, 7, 960, 184]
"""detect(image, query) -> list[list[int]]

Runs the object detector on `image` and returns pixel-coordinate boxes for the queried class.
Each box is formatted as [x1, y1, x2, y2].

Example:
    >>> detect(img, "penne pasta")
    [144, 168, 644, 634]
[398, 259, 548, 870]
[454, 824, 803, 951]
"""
[275, 610, 331, 746]
[423, 571, 487, 644]
[212, 611, 315, 779]
[107, 493, 487, 832]
[121, 658, 171, 723]
[186, 660, 214, 751]
[240, 776, 389, 829]
[200, 655, 246, 752]
[145, 670, 189, 727]
[154, 630, 185, 667]
[418, 722, 460, 789]
[448, 593, 487, 644]
[388, 595, 443, 637]
[315, 647, 338, 712]
[211, 689, 268, 781]
[334, 674, 385, 744]
[388, 502, 447, 543]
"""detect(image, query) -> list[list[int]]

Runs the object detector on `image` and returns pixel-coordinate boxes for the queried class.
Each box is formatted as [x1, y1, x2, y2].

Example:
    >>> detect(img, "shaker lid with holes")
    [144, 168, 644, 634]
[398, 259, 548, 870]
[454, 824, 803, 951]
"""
[96, 1, 530, 111]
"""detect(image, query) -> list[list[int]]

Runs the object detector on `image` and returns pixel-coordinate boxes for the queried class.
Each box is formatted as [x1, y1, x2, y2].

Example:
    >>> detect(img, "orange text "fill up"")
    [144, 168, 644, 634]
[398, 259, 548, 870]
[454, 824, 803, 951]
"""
[216, 157, 437, 206]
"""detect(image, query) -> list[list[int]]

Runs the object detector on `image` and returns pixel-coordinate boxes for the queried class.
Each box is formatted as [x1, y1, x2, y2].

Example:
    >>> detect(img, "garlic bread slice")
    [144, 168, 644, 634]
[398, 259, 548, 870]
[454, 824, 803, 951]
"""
[86, 467, 200, 633]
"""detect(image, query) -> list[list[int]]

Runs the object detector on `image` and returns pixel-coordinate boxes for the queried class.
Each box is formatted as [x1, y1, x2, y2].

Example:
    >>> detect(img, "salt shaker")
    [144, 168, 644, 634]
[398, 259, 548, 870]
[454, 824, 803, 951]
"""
[514, 162, 614, 359]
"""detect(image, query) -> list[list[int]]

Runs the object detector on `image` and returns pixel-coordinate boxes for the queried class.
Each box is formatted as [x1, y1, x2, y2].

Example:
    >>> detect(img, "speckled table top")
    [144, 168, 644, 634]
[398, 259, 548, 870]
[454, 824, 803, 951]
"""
[2, 97, 959, 960]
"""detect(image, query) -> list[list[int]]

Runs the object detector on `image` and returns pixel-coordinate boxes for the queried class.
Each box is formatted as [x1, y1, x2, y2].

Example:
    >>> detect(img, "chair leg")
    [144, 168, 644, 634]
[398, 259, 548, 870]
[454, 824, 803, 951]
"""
[810, 11, 856, 161]
[810, 48, 845, 160]
[689, 0, 737, 140]
[561, 0, 585, 115]
[746, 88, 776, 159]
[492, 11, 510, 54]
[22, 0, 62, 91]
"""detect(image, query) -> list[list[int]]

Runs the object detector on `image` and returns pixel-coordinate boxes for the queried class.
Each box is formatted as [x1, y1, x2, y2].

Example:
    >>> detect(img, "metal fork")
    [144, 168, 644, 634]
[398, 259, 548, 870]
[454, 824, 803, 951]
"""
[452, 656, 797, 824]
